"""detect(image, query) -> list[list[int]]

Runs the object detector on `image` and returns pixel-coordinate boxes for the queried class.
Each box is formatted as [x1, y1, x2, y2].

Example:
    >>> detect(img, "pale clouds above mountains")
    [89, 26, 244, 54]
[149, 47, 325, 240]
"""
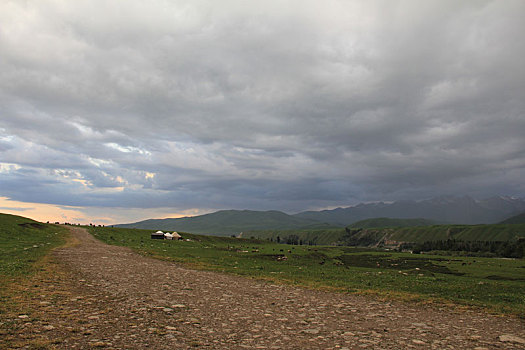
[0, 0, 524, 222]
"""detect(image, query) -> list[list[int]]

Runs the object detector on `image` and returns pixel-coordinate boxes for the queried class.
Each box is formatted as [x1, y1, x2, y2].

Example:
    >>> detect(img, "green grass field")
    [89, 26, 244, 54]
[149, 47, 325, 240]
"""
[90, 226, 525, 316]
[0, 214, 67, 282]
[0, 213, 68, 317]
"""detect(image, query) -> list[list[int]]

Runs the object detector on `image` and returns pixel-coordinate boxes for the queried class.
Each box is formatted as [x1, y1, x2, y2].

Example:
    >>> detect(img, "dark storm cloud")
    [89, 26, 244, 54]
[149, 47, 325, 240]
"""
[1, 0, 524, 217]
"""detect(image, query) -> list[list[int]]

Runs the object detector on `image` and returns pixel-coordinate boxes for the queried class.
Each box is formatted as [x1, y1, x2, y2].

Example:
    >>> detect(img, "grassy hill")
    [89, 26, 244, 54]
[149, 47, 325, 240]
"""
[340, 224, 525, 248]
[248, 228, 347, 245]
[499, 212, 525, 224]
[398, 224, 525, 242]
[251, 223, 525, 248]
[0, 213, 67, 281]
[348, 217, 437, 229]
[116, 210, 335, 235]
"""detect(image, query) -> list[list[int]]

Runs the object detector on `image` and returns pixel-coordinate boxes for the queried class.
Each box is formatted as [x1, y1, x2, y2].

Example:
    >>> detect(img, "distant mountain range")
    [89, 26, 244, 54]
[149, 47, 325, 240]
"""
[295, 196, 525, 226]
[499, 211, 525, 224]
[117, 196, 525, 235]
[116, 210, 335, 235]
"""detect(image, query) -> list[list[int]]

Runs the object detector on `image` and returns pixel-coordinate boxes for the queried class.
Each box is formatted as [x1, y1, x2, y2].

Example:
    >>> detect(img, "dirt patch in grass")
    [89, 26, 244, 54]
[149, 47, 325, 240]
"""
[336, 254, 465, 276]
[17, 222, 47, 230]
[485, 275, 525, 281]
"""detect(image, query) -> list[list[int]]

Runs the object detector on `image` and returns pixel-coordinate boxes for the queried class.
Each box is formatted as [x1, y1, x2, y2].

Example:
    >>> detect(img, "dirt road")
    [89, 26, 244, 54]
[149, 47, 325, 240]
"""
[2, 226, 524, 349]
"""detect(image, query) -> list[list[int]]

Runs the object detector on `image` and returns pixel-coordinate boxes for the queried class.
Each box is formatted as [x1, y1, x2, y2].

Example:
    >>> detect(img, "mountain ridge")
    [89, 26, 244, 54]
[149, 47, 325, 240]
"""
[294, 195, 525, 226]
[117, 196, 525, 235]
[499, 211, 525, 224]
[116, 209, 335, 235]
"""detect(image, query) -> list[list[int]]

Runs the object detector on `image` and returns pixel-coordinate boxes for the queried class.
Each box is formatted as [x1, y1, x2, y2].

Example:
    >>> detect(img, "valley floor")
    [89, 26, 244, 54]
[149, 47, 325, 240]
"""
[1, 226, 524, 349]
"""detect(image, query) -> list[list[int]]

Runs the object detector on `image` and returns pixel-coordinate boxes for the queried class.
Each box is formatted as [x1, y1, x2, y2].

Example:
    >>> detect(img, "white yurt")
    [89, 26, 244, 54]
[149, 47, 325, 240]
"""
[151, 231, 165, 239]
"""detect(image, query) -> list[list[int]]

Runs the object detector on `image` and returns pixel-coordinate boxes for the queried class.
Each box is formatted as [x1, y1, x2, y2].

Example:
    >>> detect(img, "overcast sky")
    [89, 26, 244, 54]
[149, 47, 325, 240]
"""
[1, 0, 524, 224]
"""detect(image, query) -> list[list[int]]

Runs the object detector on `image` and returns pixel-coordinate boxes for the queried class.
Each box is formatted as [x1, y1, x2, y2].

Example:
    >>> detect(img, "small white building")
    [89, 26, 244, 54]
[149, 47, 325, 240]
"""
[172, 232, 182, 240]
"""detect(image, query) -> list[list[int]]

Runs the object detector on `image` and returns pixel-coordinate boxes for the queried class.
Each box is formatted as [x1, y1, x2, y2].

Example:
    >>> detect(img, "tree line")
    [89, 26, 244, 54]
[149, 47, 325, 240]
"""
[269, 234, 317, 246]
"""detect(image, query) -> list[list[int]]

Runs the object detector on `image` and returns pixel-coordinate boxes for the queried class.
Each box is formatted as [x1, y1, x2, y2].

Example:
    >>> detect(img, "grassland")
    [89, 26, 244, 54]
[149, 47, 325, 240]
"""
[0, 213, 68, 315]
[89, 226, 525, 316]
[0, 214, 67, 280]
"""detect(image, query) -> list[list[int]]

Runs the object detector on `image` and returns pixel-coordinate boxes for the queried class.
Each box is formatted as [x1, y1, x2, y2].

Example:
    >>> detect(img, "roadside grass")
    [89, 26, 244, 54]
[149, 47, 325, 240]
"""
[0, 214, 68, 310]
[0, 214, 70, 348]
[90, 226, 525, 317]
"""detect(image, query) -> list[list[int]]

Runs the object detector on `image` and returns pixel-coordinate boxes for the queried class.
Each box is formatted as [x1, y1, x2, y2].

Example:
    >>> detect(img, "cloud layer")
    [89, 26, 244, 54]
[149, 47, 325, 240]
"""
[1, 0, 524, 222]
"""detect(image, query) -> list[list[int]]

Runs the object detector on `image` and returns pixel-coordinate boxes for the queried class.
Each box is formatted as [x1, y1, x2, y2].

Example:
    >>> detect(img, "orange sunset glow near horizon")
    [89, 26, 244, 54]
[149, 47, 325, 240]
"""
[0, 197, 208, 226]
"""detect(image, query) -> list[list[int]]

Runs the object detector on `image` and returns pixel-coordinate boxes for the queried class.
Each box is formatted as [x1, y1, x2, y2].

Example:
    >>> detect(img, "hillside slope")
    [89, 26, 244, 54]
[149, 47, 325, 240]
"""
[340, 224, 525, 247]
[348, 217, 437, 229]
[249, 228, 346, 246]
[252, 224, 525, 247]
[117, 210, 334, 235]
[499, 212, 525, 224]
[0, 213, 67, 278]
